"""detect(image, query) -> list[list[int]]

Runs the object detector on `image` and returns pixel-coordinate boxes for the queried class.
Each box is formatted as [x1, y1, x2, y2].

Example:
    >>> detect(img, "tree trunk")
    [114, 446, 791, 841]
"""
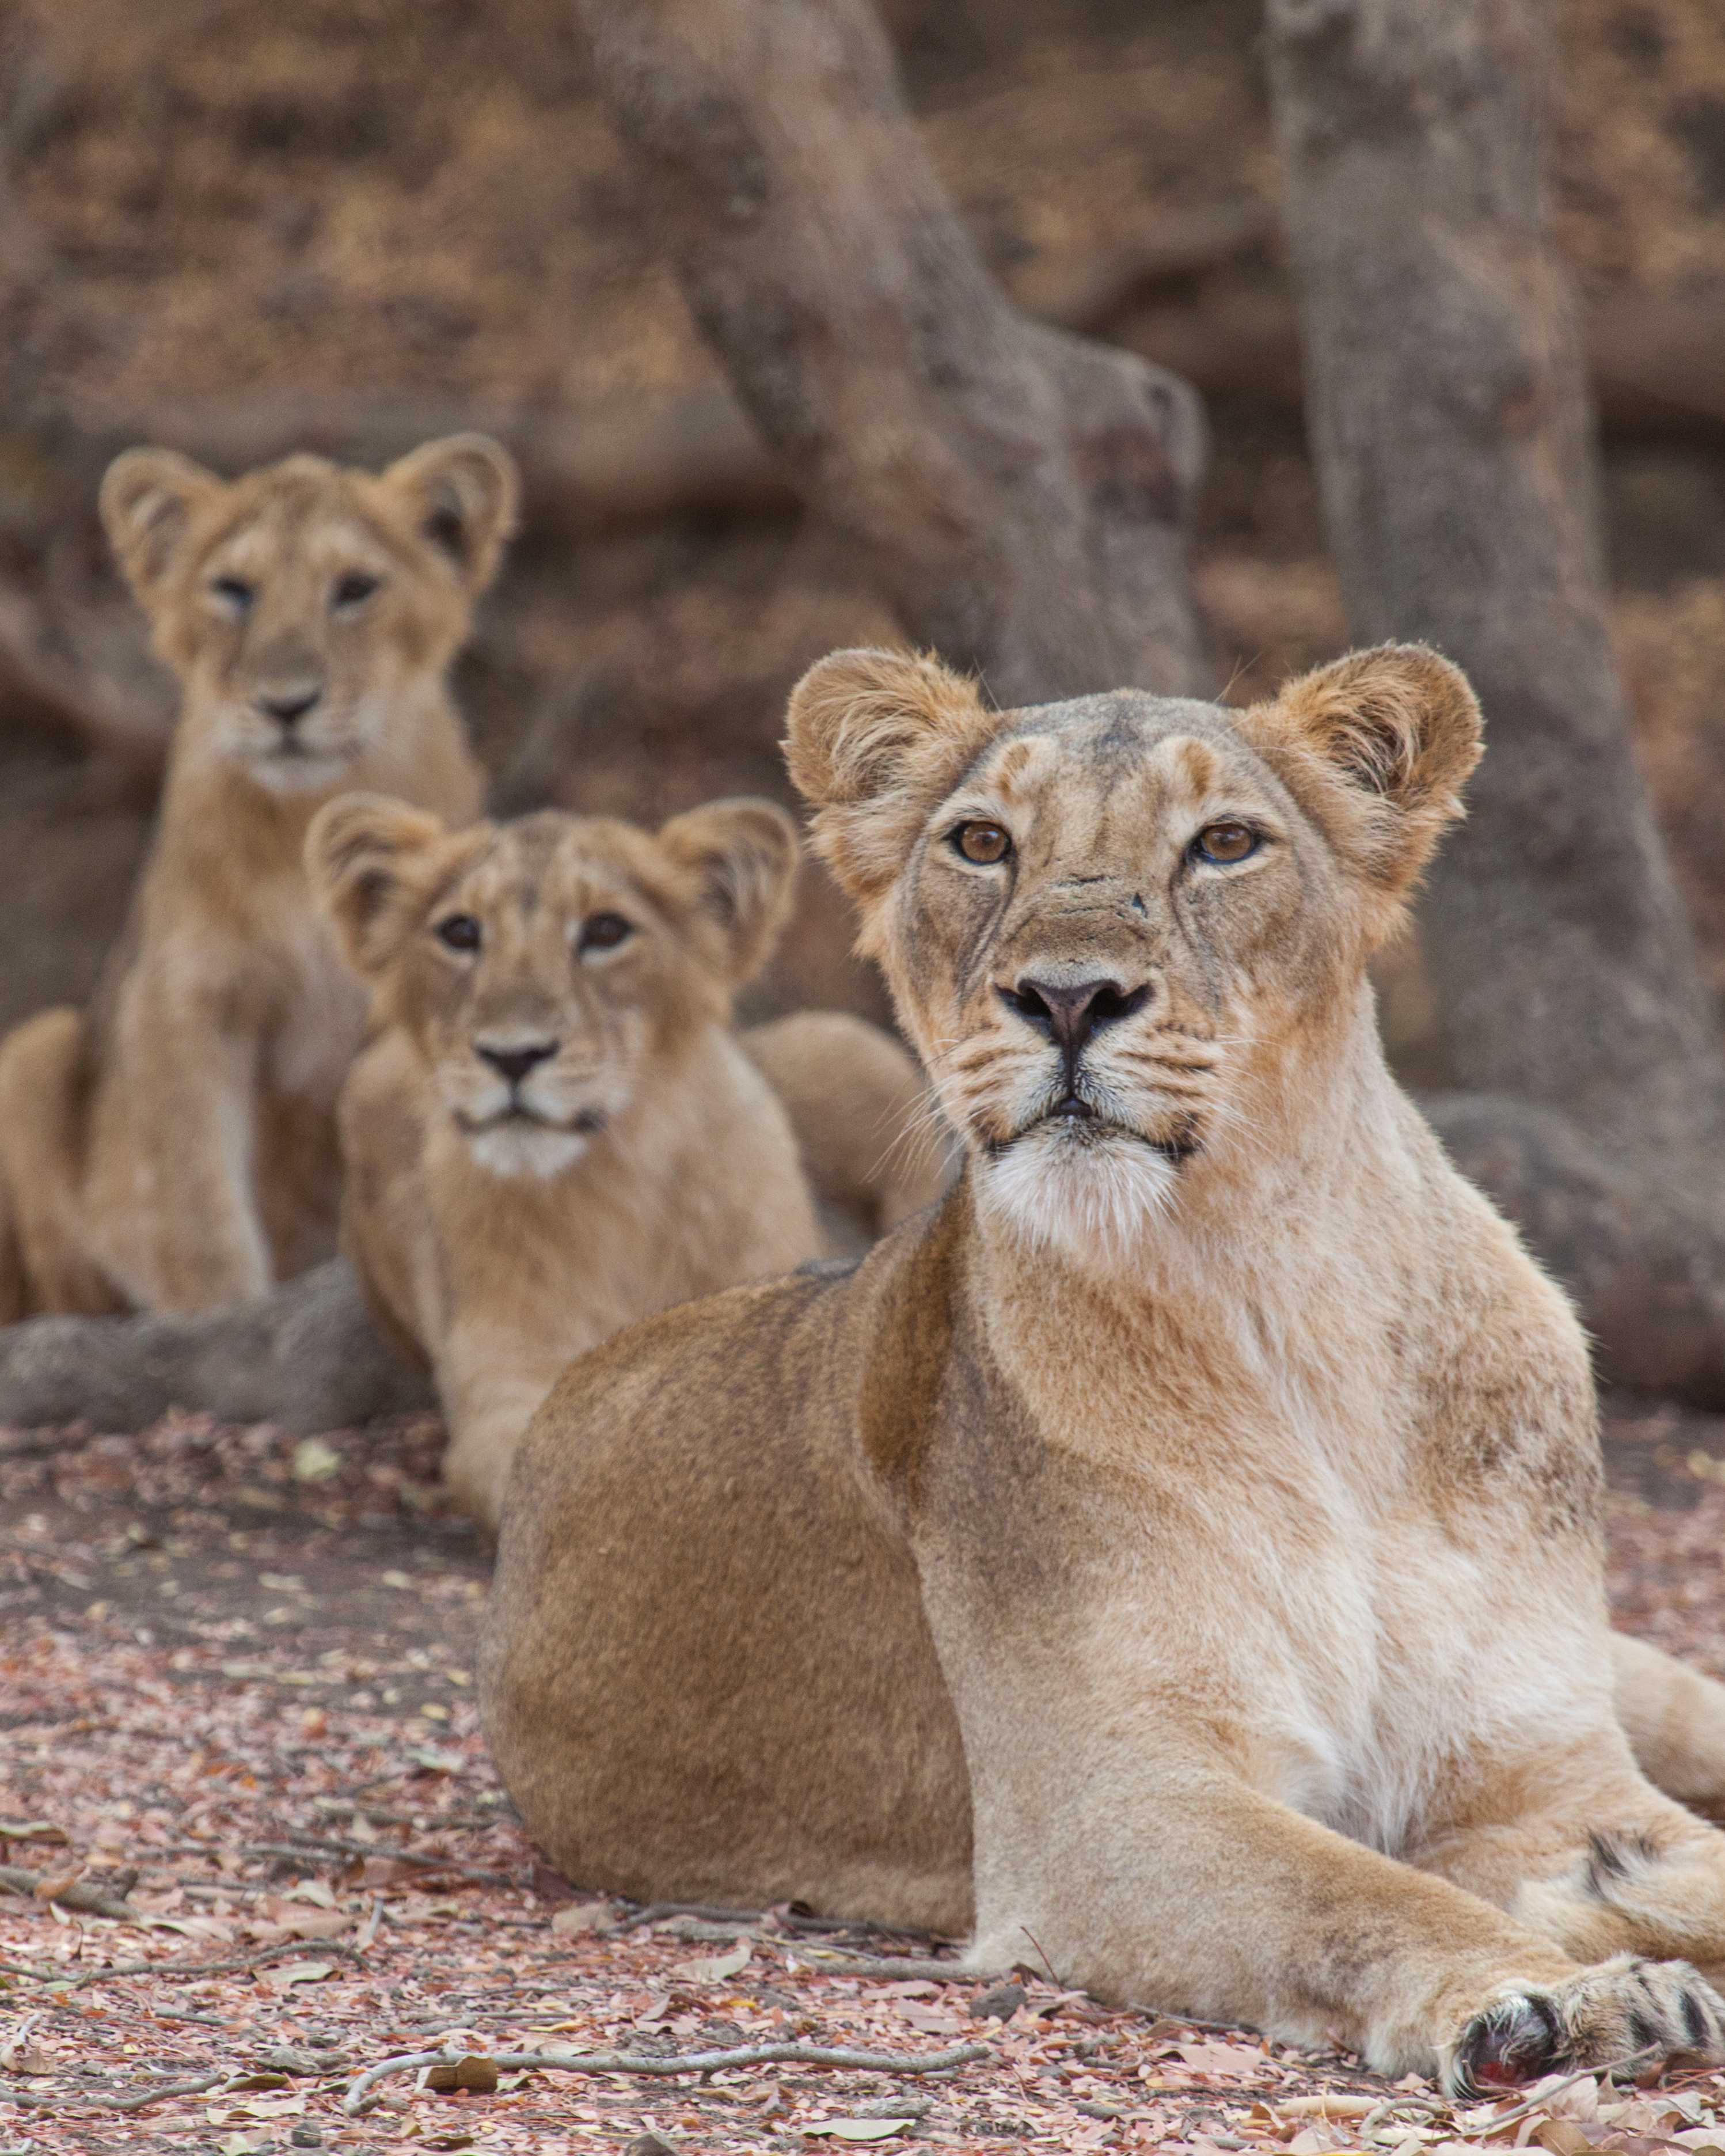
[573, 0, 1211, 706]
[1266, 0, 1725, 1400]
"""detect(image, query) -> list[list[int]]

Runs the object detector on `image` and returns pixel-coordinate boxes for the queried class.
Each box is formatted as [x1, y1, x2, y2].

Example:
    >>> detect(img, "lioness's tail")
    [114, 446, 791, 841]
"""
[743, 1010, 955, 1252]
[0, 1006, 100, 1319]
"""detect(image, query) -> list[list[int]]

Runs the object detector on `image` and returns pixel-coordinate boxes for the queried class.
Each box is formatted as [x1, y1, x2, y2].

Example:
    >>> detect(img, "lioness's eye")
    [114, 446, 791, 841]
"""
[1193, 821, 1259, 866]
[952, 821, 1012, 866]
[436, 913, 482, 952]
[578, 912, 633, 955]
[211, 576, 253, 614]
[332, 572, 379, 609]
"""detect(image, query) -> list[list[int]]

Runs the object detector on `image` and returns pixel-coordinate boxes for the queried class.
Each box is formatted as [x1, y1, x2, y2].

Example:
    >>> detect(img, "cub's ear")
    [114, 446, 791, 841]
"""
[382, 433, 519, 595]
[305, 792, 457, 980]
[1237, 643, 1482, 931]
[100, 448, 223, 608]
[784, 647, 1001, 917]
[656, 798, 801, 988]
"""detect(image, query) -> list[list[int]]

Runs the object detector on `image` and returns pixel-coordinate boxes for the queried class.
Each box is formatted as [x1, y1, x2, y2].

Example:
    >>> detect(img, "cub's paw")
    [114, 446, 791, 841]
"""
[1443, 1956, 1725, 2098]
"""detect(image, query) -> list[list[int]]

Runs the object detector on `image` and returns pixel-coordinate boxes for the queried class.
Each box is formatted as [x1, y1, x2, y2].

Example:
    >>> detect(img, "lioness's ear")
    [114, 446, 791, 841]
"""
[382, 434, 519, 595]
[1237, 643, 1481, 929]
[306, 792, 455, 979]
[784, 647, 1001, 912]
[656, 798, 800, 987]
[100, 448, 223, 607]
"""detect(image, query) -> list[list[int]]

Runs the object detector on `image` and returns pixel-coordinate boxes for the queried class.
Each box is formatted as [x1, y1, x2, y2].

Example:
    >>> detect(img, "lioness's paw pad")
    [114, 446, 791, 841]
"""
[1447, 1957, 1725, 2097]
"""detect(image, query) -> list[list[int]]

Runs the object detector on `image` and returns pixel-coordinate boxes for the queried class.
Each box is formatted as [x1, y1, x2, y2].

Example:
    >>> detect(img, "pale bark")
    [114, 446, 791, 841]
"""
[1267, 0, 1725, 1399]
[0, 1261, 430, 1436]
[573, 0, 1211, 705]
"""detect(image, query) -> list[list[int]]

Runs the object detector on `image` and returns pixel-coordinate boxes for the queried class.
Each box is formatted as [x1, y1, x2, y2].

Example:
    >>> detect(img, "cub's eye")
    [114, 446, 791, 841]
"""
[211, 576, 253, 614]
[951, 820, 1012, 866]
[578, 912, 633, 955]
[435, 913, 482, 952]
[332, 572, 379, 609]
[1192, 821, 1259, 866]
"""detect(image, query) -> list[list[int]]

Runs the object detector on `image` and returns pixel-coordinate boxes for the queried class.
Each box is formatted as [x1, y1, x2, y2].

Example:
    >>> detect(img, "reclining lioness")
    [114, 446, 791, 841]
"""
[0, 435, 514, 1321]
[308, 793, 942, 1528]
[483, 644, 1725, 2092]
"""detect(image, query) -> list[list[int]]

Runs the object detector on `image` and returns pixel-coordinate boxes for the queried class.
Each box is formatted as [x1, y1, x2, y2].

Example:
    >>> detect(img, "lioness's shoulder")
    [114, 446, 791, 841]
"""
[503, 1189, 968, 1523]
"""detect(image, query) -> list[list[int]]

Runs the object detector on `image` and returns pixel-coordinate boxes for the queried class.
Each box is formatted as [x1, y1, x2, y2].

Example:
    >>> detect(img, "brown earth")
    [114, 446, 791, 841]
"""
[3, 1405, 1725, 2152]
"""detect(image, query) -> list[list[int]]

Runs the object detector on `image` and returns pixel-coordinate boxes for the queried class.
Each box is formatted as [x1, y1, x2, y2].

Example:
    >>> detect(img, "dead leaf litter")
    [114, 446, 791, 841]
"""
[3, 1403, 1725, 2152]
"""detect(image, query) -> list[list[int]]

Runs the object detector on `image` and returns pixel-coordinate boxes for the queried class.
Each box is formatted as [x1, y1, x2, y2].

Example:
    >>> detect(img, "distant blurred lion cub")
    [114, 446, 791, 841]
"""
[306, 792, 943, 1529]
[0, 434, 515, 1322]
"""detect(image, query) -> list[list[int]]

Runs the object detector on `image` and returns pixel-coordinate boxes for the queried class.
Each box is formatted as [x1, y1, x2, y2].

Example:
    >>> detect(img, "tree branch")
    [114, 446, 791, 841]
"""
[341, 2038, 991, 2116]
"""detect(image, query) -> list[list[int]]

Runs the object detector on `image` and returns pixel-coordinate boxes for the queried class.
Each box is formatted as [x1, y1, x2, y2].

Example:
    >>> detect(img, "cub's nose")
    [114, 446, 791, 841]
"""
[256, 683, 323, 726]
[1002, 976, 1150, 1058]
[476, 1040, 559, 1088]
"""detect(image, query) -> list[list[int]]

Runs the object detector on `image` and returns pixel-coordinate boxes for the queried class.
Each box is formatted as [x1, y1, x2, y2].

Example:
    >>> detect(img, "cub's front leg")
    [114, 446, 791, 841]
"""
[83, 966, 272, 1315]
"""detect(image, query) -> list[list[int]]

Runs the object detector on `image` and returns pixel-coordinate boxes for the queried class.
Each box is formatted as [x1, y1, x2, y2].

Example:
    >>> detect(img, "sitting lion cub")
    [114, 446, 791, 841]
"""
[484, 644, 1725, 2093]
[307, 792, 941, 1529]
[0, 435, 516, 1322]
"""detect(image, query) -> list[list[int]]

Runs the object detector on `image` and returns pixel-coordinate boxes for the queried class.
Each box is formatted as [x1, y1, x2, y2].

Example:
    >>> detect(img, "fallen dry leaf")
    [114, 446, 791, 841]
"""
[550, 1899, 615, 1937]
[257, 1958, 337, 1990]
[670, 1939, 753, 1983]
[292, 1438, 343, 1483]
[425, 2055, 499, 2094]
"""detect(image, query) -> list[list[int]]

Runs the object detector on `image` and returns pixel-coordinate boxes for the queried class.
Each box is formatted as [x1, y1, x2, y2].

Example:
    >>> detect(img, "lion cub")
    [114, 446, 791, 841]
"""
[0, 436, 515, 1323]
[486, 644, 1725, 2094]
[307, 793, 940, 1530]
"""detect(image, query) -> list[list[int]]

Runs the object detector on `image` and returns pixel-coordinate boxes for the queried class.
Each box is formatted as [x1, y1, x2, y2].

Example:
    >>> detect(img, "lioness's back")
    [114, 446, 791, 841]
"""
[481, 1238, 972, 1931]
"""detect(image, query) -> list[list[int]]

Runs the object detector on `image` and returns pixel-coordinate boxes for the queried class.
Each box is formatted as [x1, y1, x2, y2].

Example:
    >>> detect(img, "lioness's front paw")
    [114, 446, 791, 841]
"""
[1443, 1955, 1725, 2097]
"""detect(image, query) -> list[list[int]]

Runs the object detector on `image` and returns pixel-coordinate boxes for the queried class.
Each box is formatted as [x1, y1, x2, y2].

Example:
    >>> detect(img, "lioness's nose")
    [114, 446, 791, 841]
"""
[1002, 976, 1149, 1058]
[256, 682, 322, 726]
[476, 1040, 559, 1087]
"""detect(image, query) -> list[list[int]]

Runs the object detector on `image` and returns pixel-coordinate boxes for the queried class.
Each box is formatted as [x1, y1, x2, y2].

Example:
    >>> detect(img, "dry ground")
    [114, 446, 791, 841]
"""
[4, 1407, 1725, 2154]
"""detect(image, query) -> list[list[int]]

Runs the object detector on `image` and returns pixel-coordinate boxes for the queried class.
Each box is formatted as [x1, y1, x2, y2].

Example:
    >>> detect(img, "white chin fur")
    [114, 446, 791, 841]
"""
[241, 749, 356, 795]
[980, 1125, 1179, 1265]
[466, 1124, 590, 1180]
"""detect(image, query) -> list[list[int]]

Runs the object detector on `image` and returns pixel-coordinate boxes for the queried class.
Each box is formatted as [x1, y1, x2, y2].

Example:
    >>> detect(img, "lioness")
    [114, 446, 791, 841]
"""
[308, 792, 943, 1529]
[0, 436, 514, 1321]
[484, 644, 1725, 2092]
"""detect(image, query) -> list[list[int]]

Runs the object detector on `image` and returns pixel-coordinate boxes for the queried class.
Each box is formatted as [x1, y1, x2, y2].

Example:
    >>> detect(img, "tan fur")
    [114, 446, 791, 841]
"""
[485, 644, 1725, 2093]
[0, 437, 515, 1319]
[308, 796, 938, 1530]
[743, 1011, 953, 1257]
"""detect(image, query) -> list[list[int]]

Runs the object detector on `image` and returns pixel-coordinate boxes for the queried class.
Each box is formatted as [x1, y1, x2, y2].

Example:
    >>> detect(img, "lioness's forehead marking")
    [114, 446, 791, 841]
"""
[1161, 735, 1226, 805]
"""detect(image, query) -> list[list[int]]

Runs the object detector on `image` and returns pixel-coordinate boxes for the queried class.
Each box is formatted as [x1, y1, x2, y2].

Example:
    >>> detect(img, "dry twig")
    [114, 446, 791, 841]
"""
[0, 1863, 138, 1920]
[341, 2037, 991, 2115]
[5, 2069, 229, 2114]
[1, 1936, 365, 1991]
[242, 1838, 516, 1885]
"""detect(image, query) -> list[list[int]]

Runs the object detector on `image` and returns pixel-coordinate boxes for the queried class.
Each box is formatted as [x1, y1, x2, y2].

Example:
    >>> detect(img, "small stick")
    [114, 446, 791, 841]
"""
[6, 2069, 229, 2115]
[242, 1838, 517, 1885]
[342, 2037, 990, 2115]
[0, 1863, 140, 1920]
[608, 1901, 769, 1934]
[0, 1937, 365, 1991]
[759, 1938, 985, 1982]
